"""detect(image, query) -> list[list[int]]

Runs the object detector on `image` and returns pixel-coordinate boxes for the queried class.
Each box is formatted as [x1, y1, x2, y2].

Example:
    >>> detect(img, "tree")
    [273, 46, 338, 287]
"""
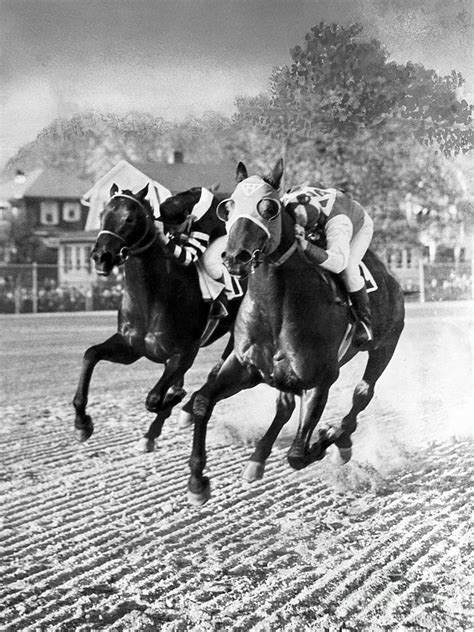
[234, 23, 472, 250]
[237, 23, 472, 157]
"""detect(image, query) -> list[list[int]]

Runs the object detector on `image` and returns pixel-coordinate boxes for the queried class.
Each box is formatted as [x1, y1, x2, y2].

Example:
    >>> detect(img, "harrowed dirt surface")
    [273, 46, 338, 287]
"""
[0, 302, 472, 631]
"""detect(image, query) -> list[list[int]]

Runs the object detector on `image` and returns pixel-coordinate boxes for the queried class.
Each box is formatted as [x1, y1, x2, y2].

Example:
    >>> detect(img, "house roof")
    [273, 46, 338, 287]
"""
[0, 169, 42, 203]
[0, 168, 92, 202]
[24, 169, 93, 199]
[131, 161, 237, 194]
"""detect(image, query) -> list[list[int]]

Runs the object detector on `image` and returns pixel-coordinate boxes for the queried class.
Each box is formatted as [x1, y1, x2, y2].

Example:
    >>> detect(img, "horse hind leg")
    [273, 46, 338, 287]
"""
[335, 333, 402, 463]
[243, 391, 295, 482]
[73, 333, 139, 442]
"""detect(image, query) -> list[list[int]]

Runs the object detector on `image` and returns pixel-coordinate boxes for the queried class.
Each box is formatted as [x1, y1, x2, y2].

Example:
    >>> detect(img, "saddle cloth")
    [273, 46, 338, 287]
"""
[195, 259, 243, 301]
[360, 261, 378, 293]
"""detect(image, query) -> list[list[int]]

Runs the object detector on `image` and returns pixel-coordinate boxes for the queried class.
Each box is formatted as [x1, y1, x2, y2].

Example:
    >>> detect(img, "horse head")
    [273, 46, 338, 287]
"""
[217, 160, 284, 278]
[91, 183, 157, 276]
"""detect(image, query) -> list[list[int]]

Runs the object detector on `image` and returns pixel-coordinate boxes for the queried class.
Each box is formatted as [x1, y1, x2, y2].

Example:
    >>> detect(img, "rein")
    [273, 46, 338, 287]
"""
[97, 194, 158, 263]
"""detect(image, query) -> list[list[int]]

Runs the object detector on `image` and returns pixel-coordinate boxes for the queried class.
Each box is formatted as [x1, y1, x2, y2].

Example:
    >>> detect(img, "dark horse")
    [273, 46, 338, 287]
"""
[187, 160, 405, 505]
[73, 183, 242, 451]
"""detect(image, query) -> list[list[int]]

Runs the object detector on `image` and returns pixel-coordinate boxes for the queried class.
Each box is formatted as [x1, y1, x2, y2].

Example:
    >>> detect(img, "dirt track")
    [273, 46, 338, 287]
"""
[1, 304, 472, 631]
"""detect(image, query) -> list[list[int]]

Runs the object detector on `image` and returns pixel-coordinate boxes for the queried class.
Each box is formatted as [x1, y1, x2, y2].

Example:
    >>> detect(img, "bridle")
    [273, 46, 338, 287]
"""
[96, 194, 158, 263]
[225, 210, 298, 274]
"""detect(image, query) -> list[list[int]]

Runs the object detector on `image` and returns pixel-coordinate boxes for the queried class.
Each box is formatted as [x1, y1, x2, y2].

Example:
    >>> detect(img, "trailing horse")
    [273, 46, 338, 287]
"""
[187, 160, 405, 505]
[73, 184, 242, 451]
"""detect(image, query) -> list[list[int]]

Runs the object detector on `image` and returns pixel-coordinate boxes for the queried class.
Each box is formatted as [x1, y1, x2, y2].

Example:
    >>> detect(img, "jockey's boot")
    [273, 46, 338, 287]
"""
[208, 290, 229, 320]
[350, 286, 374, 350]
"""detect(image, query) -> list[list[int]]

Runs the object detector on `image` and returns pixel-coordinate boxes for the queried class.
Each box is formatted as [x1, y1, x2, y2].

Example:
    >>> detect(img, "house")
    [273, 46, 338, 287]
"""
[0, 168, 92, 265]
[58, 157, 237, 287]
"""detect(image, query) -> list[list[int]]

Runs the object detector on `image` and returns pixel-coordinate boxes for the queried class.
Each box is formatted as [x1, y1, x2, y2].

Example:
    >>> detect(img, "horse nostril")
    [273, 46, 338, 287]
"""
[235, 250, 252, 264]
[99, 252, 112, 265]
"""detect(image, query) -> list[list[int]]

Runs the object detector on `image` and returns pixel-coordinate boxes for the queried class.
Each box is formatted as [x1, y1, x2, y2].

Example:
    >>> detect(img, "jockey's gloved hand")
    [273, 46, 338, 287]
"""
[294, 224, 307, 251]
[155, 221, 170, 247]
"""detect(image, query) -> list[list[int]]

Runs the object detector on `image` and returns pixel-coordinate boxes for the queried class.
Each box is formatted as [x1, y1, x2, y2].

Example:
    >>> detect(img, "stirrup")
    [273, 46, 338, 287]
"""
[353, 321, 373, 349]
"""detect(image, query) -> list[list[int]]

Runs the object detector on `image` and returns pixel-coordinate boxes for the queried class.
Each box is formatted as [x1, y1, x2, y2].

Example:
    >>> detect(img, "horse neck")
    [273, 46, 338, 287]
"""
[266, 211, 298, 268]
[122, 243, 170, 298]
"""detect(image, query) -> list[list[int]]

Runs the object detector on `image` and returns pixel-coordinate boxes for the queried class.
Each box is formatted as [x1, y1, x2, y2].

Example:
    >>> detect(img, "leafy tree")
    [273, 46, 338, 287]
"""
[235, 23, 472, 250]
[237, 23, 472, 157]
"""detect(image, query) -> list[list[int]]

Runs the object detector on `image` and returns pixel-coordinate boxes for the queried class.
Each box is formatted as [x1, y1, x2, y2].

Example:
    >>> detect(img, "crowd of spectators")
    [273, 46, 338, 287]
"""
[0, 266, 471, 313]
[424, 268, 472, 302]
[0, 277, 122, 313]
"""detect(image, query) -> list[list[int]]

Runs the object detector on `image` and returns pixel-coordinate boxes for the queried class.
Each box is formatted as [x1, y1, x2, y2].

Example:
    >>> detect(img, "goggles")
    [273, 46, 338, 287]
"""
[216, 197, 281, 223]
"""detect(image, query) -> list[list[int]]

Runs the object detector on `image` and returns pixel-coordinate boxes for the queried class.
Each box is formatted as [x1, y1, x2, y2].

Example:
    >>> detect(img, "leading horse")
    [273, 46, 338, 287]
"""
[187, 160, 405, 505]
[73, 183, 241, 451]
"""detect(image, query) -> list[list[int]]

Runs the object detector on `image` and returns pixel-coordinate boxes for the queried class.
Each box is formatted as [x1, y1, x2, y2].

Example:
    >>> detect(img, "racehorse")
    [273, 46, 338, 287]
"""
[187, 160, 405, 505]
[73, 183, 242, 451]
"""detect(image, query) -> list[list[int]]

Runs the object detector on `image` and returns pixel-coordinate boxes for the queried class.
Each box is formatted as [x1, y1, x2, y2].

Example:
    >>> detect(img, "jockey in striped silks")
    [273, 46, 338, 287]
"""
[156, 187, 229, 319]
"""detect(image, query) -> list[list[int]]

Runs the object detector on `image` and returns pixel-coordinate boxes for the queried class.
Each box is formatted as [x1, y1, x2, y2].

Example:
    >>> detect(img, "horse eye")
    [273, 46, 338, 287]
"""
[216, 199, 234, 222]
[257, 198, 280, 221]
[125, 216, 134, 223]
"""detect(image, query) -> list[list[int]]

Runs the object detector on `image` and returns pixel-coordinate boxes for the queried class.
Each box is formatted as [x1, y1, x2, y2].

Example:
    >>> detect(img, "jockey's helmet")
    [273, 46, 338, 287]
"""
[282, 188, 321, 229]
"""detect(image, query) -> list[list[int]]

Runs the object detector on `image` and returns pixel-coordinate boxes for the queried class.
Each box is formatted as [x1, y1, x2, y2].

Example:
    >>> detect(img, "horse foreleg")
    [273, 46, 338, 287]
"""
[178, 333, 235, 429]
[243, 391, 296, 482]
[139, 349, 198, 451]
[73, 333, 139, 442]
[145, 348, 198, 413]
[335, 333, 402, 463]
[287, 370, 339, 470]
[188, 352, 261, 506]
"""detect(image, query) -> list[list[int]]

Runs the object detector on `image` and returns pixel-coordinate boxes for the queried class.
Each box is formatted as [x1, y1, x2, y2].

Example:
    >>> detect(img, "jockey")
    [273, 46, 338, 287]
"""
[282, 185, 374, 349]
[155, 187, 229, 319]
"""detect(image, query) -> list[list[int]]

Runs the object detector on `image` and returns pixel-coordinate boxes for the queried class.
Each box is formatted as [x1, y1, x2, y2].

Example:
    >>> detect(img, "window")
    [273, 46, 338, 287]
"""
[64, 245, 73, 272]
[40, 201, 59, 225]
[76, 246, 82, 270]
[63, 202, 81, 223]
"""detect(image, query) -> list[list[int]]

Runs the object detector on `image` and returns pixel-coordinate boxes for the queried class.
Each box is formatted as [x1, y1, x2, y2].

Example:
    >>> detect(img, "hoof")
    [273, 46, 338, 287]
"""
[177, 410, 194, 429]
[335, 446, 352, 464]
[242, 461, 265, 482]
[309, 442, 327, 462]
[187, 479, 211, 506]
[74, 415, 94, 442]
[135, 437, 155, 453]
[287, 453, 309, 471]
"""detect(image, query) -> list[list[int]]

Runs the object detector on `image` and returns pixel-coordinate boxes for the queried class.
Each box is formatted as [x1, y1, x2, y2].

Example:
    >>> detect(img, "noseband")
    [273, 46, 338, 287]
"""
[97, 194, 158, 263]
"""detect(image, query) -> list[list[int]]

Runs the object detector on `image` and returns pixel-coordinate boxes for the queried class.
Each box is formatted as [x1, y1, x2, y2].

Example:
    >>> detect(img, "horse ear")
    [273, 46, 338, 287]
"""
[269, 158, 284, 190]
[236, 162, 248, 183]
[209, 181, 220, 193]
[135, 183, 149, 201]
[110, 183, 119, 197]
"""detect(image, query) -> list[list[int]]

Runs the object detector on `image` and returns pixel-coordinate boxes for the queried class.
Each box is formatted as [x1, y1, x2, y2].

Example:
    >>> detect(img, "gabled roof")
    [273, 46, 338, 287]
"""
[24, 168, 93, 199]
[0, 169, 42, 203]
[131, 161, 237, 194]
[0, 168, 92, 202]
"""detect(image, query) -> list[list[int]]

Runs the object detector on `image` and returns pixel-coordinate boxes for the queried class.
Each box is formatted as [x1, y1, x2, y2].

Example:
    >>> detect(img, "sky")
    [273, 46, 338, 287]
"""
[1, 0, 473, 167]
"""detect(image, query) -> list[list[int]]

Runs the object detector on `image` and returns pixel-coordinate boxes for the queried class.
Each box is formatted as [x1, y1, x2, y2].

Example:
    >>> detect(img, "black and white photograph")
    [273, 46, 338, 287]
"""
[1, 1, 472, 630]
